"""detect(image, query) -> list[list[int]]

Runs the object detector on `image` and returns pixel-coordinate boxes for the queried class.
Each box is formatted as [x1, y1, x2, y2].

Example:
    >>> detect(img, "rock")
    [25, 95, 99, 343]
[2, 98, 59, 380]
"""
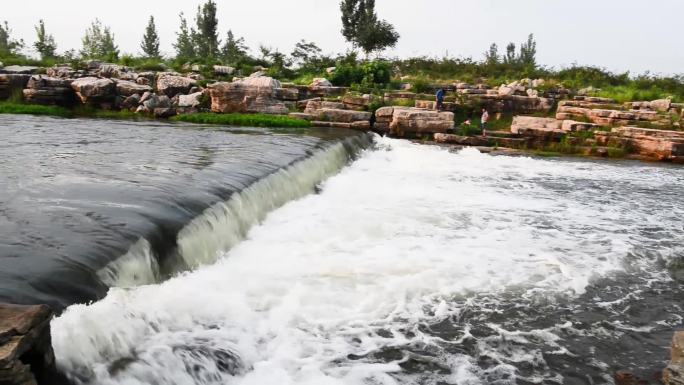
[561, 120, 599, 132]
[342, 94, 373, 111]
[311, 108, 371, 123]
[326, 67, 336, 74]
[208, 76, 289, 114]
[526, 89, 539, 98]
[511, 116, 565, 139]
[98, 64, 123, 78]
[376, 106, 454, 137]
[46, 66, 75, 79]
[22, 76, 75, 106]
[651, 98, 672, 112]
[665, 332, 684, 385]
[153, 108, 177, 118]
[213, 65, 235, 76]
[0, 304, 64, 385]
[142, 94, 171, 111]
[156, 74, 197, 98]
[275, 87, 299, 101]
[610, 126, 684, 161]
[311, 78, 333, 88]
[121, 94, 141, 110]
[498, 86, 515, 96]
[115, 80, 152, 97]
[140, 91, 152, 104]
[0, 66, 40, 75]
[249, 71, 267, 78]
[178, 92, 203, 108]
[85, 60, 102, 70]
[0, 74, 31, 100]
[70, 77, 116, 104]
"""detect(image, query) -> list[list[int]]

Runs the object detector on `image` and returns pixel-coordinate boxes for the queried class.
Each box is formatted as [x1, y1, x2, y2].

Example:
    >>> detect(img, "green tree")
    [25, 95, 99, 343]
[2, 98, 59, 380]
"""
[80, 19, 119, 61]
[194, 0, 220, 59]
[339, 0, 399, 57]
[140, 16, 160, 58]
[220, 30, 248, 65]
[34, 20, 57, 61]
[484, 43, 499, 65]
[174, 13, 195, 60]
[504, 42, 517, 65]
[518, 34, 537, 67]
[291, 40, 322, 67]
[0, 21, 25, 58]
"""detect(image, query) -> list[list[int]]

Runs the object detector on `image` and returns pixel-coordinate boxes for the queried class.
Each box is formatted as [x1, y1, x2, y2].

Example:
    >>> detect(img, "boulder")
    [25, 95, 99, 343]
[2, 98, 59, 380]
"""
[178, 92, 203, 108]
[0, 74, 31, 100]
[275, 87, 299, 101]
[208, 76, 289, 114]
[376, 106, 454, 137]
[46, 66, 75, 79]
[651, 99, 672, 112]
[142, 94, 171, 111]
[342, 94, 373, 111]
[665, 332, 684, 385]
[156, 74, 197, 97]
[213, 65, 235, 76]
[0, 304, 63, 385]
[498, 86, 515, 96]
[310, 108, 371, 123]
[98, 64, 123, 78]
[70, 77, 116, 104]
[511, 116, 565, 139]
[311, 78, 333, 88]
[22, 76, 75, 106]
[153, 108, 177, 118]
[121, 94, 141, 110]
[0, 66, 39, 75]
[115, 80, 152, 97]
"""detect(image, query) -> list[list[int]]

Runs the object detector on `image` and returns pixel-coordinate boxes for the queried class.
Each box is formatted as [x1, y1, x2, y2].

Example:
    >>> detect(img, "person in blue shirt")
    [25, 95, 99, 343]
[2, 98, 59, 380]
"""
[435, 89, 445, 111]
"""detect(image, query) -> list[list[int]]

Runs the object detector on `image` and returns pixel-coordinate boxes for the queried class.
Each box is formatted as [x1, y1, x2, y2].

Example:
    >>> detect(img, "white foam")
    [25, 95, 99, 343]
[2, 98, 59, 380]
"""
[53, 137, 680, 385]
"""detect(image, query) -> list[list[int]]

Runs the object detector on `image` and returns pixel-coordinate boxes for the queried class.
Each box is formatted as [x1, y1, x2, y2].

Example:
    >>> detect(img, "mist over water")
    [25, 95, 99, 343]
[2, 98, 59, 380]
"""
[52, 137, 684, 385]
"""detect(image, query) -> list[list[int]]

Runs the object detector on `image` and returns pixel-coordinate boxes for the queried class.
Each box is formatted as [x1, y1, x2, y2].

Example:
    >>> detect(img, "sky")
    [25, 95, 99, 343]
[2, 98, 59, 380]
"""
[3, 0, 683, 75]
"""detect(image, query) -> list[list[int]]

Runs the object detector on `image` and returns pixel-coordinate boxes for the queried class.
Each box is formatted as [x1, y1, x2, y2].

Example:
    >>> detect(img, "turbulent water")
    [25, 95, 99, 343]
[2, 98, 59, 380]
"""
[0, 115, 368, 308]
[49, 136, 684, 385]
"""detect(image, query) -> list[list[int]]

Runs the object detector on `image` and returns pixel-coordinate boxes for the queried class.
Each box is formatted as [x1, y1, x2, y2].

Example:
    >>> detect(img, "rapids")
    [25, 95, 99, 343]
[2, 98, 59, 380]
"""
[51, 137, 684, 385]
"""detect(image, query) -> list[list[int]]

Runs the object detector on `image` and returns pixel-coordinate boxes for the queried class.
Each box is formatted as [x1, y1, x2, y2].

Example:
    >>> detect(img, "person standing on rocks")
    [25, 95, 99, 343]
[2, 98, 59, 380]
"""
[435, 89, 445, 111]
[480, 108, 490, 137]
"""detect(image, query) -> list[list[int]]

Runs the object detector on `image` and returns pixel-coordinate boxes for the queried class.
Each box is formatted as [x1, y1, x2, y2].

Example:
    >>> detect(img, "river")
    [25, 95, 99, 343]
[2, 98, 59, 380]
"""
[2, 115, 684, 384]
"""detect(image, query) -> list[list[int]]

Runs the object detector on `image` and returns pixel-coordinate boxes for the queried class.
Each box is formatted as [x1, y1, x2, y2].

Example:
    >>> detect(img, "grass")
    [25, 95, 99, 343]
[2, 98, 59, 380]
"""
[172, 112, 311, 128]
[0, 102, 72, 117]
[0, 101, 148, 120]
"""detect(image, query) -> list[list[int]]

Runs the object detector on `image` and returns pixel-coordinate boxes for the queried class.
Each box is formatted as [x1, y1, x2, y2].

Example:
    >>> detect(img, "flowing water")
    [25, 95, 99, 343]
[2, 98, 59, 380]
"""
[42, 134, 684, 384]
[0, 115, 369, 308]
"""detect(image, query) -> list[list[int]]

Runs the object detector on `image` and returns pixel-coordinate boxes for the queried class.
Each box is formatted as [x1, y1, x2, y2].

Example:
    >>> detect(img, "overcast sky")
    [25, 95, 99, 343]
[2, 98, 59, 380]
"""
[4, 0, 683, 75]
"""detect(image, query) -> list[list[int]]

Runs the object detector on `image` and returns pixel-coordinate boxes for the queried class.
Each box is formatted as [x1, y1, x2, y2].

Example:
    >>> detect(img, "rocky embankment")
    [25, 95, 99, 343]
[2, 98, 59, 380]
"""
[0, 304, 63, 385]
[3, 63, 684, 163]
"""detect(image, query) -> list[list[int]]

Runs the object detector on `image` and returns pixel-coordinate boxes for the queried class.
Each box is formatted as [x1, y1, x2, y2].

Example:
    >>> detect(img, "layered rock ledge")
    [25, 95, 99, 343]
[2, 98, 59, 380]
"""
[0, 304, 63, 385]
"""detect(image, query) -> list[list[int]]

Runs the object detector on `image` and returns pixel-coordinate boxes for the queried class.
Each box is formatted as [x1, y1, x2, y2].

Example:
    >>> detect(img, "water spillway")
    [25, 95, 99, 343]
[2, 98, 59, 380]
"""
[0, 115, 370, 308]
[47, 137, 684, 384]
[2, 115, 683, 384]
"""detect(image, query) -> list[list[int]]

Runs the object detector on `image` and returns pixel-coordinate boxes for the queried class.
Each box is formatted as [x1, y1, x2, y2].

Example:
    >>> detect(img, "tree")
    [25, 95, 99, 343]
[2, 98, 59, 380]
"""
[34, 20, 57, 60]
[504, 42, 517, 65]
[80, 19, 119, 61]
[291, 40, 322, 67]
[220, 30, 248, 65]
[518, 34, 537, 67]
[484, 43, 499, 65]
[140, 16, 160, 58]
[339, 0, 399, 56]
[174, 13, 195, 60]
[0, 21, 25, 58]
[194, 0, 220, 59]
